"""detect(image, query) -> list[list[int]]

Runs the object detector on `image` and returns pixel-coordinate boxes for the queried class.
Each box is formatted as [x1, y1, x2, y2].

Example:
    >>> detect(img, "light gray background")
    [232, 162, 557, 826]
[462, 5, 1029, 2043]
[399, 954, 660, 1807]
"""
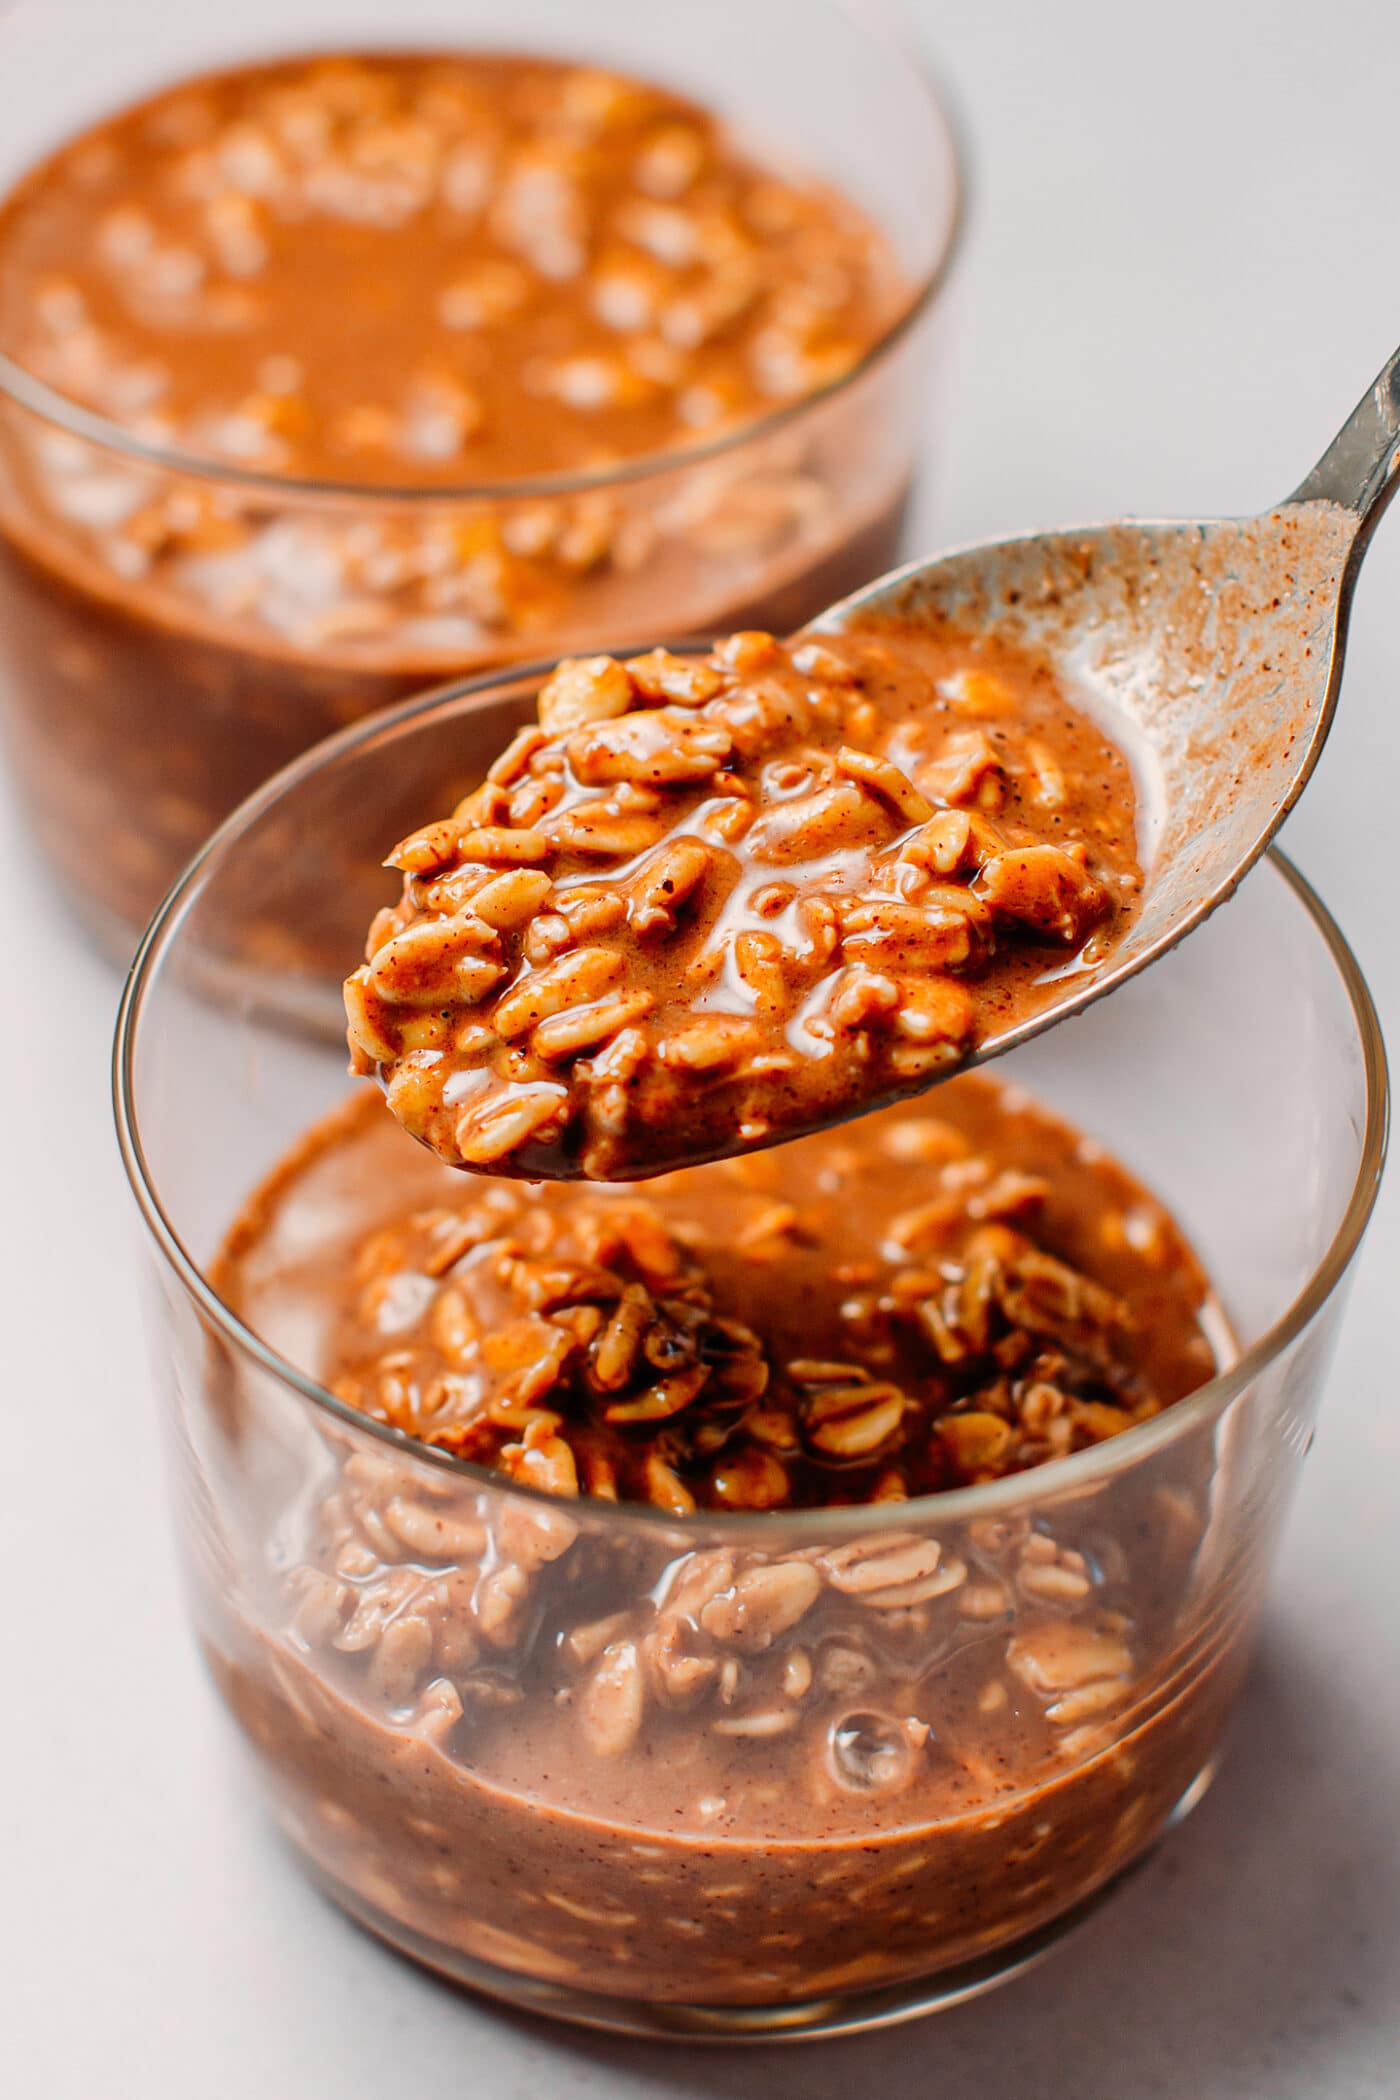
[3, 1, 1398, 2093]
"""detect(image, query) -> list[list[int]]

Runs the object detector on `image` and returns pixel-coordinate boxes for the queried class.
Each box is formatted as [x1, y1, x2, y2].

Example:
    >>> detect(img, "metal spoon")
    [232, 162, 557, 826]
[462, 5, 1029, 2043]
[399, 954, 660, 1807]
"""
[804, 339, 1400, 1075]
[323, 340, 1398, 1181]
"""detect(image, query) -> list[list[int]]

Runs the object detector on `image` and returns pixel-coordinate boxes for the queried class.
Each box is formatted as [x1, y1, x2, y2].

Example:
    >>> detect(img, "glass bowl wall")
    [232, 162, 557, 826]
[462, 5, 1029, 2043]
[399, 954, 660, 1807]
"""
[114, 670, 1386, 2040]
[0, 0, 962, 953]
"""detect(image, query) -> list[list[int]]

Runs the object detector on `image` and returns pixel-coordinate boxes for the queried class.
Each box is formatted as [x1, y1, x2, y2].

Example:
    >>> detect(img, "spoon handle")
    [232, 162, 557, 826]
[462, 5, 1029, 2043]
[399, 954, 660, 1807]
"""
[1289, 343, 1400, 541]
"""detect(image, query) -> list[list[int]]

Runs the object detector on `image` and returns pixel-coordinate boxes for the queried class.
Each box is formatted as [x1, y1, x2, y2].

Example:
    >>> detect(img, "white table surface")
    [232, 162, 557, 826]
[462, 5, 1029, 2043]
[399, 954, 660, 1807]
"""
[5, 1, 1399, 2093]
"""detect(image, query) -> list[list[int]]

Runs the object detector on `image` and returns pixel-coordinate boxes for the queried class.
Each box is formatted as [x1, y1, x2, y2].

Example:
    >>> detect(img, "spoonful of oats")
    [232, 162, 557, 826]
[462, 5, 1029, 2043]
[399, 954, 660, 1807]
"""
[345, 342, 1400, 1181]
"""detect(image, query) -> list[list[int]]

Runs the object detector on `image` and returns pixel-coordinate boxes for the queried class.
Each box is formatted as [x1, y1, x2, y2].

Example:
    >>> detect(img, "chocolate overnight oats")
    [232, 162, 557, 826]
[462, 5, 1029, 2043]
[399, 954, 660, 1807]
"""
[0, 48, 940, 946]
[206, 1073, 1240, 2009]
[348, 619, 1143, 1178]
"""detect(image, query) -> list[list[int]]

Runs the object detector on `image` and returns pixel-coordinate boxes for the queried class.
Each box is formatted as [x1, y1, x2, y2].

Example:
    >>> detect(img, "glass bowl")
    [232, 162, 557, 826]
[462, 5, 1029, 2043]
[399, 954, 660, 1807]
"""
[113, 669, 1386, 2042]
[0, 0, 962, 956]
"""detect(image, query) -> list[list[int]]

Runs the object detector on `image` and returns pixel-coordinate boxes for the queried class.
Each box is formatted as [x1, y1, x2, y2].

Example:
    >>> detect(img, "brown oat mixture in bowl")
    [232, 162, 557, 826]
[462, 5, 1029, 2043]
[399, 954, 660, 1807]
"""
[109, 625, 1389, 2034]
[0, 9, 960, 953]
[217, 1079, 1220, 1515]
[200, 1072, 1233, 2011]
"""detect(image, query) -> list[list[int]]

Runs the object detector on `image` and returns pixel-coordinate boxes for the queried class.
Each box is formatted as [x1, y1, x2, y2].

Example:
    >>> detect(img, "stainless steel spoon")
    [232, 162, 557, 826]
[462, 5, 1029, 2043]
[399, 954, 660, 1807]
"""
[806, 339, 1400, 1073]
[288, 341, 1398, 1180]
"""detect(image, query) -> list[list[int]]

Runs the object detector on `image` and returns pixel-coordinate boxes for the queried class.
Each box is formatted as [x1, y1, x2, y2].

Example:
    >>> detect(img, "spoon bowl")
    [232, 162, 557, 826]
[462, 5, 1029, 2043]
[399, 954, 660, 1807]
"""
[187, 344, 1400, 1179]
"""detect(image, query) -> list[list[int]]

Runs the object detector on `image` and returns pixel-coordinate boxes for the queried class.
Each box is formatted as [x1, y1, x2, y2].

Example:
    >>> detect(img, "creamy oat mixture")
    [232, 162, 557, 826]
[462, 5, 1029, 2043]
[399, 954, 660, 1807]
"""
[0, 51, 912, 937]
[218, 1073, 1220, 1777]
[210, 1074, 1229, 2001]
[240, 1082, 1210, 1512]
[347, 621, 1142, 1178]
[0, 51, 903, 483]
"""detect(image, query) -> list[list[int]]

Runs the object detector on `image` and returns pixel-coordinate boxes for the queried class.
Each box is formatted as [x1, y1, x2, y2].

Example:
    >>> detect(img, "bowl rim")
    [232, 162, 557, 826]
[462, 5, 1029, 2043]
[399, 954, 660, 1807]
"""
[0, 2, 968, 506]
[112, 668, 1389, 1541]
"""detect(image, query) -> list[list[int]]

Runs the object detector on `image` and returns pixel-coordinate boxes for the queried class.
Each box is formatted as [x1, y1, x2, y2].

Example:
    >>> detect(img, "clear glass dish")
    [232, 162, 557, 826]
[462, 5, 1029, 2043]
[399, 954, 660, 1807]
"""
[0, 0, 962, 956]
[113, 668, 1387, 2042]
